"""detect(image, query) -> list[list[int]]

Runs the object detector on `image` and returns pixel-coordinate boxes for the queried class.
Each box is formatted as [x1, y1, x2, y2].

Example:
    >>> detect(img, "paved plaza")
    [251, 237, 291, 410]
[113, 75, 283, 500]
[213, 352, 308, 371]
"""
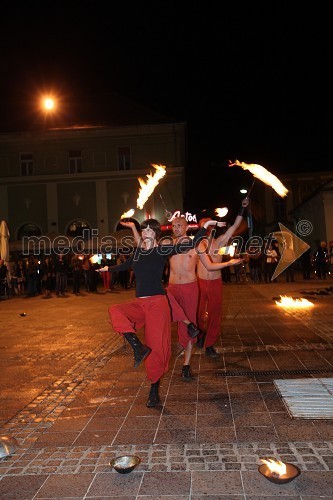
[1, 276, 333, 498]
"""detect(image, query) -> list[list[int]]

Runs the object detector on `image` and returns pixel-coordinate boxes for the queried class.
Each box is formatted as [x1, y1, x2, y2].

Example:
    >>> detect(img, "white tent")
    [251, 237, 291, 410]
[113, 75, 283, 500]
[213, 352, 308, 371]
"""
[0, 220, 10, 265]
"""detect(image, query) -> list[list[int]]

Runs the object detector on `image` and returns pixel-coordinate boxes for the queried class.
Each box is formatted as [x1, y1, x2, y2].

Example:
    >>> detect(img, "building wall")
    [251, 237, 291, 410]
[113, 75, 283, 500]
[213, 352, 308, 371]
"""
[0, 124, 185, 177]
[262, 171, 333, 238]
[0, 123, 185, 251]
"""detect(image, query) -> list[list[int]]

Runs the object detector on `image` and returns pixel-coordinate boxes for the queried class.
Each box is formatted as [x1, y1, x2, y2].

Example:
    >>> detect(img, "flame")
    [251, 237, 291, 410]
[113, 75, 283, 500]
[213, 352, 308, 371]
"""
[218, 245, 235, 256]
[275, 296, 314, 308]
[260, 458, 287, 476]
[137, 164, 166, 210]
[215, 207, 228, 218]
[120, 209, 135, 219]
[89, 255, 99, 264]
[229, 160, 288, 198]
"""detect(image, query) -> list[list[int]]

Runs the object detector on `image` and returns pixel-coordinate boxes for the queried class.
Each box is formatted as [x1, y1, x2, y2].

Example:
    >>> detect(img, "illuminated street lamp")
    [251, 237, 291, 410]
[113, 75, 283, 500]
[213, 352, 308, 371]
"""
[43, 97, 55, 111]
[40, 94, 57, 129]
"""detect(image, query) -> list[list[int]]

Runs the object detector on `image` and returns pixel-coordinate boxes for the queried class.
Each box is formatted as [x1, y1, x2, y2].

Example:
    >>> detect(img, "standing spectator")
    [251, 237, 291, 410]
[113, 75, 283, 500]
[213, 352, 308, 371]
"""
[264, 243, 278, 283]
[82, 256, 91, 292]
[314, 241, 328, 279]
[100, 255, 111, 292]
[71, 255, 83, 294]
[7, 256, 18, 296]
[16, 260, 26, 295]
[55, 252, 68, 296]
[248, 244, 262, 283]
[26, 255, 39, 296]
[0, 258, 9, 297]
[283, 236, 296, 282]
[329, 241, 333, 276]
[41, 256, 54, 297]
[117, 254, 130, 289]
[109, 254, 117, 290]
[301, 247, 312, 280]
[271, 240, 280, 282]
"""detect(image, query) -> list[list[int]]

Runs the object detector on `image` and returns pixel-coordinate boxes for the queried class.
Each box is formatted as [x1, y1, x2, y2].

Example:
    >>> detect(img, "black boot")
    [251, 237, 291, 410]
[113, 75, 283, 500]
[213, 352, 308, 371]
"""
[187, 322, 201, 339]
[181, 364, 194, 382]
[205, 346, 219, 358]
[123, 332, 152, 368]
[146, 380, 160, 407]
[196, 332, 206, 349]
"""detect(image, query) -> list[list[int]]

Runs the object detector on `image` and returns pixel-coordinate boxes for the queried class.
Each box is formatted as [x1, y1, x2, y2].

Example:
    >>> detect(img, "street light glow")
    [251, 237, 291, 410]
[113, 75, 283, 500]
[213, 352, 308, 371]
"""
[43, 97, 55, 111]
[240, 189, 247, 194]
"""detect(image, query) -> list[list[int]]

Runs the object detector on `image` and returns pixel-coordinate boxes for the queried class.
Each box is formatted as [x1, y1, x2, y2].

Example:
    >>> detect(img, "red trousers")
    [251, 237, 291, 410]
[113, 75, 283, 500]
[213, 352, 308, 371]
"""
[198, 277, 222, 348]
[167, 281, 199, 348]
[102, 271, 111, 290]
[108, 295, 171, 383]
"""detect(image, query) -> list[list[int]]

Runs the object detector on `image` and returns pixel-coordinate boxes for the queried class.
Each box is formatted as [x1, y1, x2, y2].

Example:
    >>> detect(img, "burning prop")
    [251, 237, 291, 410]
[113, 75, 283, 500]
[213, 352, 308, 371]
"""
[120, 209, 135, 219]
[137, 164, 166, 210]
[275, 296, 314, 309]
[89, 255, 100, 264]
[259, 458, 301, 484]
[229, 160, 288, 198]
[215, 207, 228, 218]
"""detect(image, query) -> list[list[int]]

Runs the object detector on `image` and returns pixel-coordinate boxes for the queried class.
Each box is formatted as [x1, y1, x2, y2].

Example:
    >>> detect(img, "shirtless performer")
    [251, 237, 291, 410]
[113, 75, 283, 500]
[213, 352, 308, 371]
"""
[197, 197, 249, 357]
[166, 217, 242, 380]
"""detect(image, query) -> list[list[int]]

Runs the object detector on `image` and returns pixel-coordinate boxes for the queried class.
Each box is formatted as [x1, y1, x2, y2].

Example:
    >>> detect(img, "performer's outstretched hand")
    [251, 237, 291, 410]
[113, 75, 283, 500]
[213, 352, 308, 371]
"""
[228, 258, 243, 266]
[120, 220, 135, 229]
[203, 219, 227, 229]
[96, 265, 109, 272]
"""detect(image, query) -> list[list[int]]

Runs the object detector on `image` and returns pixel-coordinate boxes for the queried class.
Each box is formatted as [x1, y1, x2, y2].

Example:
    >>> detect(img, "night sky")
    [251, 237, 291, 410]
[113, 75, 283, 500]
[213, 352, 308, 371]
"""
[1, 2, 333, 215]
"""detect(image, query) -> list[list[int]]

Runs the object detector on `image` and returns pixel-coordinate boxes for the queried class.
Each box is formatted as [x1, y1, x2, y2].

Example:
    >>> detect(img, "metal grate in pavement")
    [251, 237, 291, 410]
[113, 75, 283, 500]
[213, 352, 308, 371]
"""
[274, 378, 333, 419]
[216, 368, 333, 377]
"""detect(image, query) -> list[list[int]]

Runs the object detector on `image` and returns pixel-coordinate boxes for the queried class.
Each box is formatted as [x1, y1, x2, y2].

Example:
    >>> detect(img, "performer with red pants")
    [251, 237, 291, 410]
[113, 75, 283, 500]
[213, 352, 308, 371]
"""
[197, 277, 222, 354]
[167, 281, 199, 377]
[196, 197, 249, 357]
[100, 218, 219, 407]
[119, 218, 202, 383]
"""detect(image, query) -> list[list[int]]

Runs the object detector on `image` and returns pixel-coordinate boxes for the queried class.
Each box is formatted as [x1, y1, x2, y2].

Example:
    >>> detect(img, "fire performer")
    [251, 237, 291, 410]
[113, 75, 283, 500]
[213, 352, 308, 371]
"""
[196, 197, 249, 357]
[164, 217, 242, 381]
[98, 218, 224, 407]
[119, 220, 203, 381]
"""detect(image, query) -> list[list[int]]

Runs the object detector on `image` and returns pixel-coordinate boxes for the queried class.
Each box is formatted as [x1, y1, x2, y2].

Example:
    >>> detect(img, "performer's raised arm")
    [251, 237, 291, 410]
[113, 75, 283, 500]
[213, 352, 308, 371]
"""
[215, 196, 249, 248]
[119, 220, 142, 246]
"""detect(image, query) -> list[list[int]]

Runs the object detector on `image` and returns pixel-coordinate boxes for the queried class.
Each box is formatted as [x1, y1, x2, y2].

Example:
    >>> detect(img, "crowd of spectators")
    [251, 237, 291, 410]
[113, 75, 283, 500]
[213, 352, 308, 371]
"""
[223, 239, 333, 284]
[1, 239, 332, 299]
[0, 252, 136, 299]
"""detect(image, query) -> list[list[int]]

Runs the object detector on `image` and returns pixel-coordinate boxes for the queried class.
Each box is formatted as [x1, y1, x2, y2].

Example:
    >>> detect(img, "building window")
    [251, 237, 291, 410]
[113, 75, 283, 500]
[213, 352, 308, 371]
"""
[69, 150, 82, 173]
[17, 222, 41, 240]
[20, 153, 33, 176]
[117, 146, 131, 170]
[67, 220, 91, 239]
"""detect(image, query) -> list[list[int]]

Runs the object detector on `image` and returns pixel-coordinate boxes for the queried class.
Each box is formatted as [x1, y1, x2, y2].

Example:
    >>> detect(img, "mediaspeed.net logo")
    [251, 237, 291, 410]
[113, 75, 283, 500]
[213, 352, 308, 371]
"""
[21, 222, 311, 281]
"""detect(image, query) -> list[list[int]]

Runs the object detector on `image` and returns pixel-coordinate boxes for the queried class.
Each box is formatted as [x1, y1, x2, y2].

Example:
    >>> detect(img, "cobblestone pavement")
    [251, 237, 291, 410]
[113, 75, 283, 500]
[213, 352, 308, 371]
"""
[1, 277, 333, 498]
